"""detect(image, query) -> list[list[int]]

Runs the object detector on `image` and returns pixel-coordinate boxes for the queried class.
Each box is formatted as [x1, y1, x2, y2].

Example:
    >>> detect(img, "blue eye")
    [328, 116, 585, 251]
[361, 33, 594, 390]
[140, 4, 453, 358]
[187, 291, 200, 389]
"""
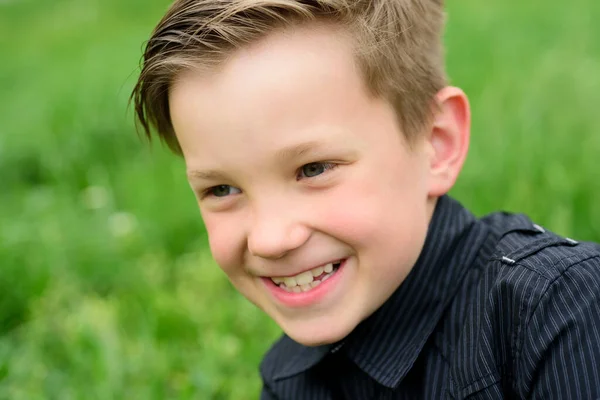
[298, 162, 337, 179]
[208, 185, 241, 197]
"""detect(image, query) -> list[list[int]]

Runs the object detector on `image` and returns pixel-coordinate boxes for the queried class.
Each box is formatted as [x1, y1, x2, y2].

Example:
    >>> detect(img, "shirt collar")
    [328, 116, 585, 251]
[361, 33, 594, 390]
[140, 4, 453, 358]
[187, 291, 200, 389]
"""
[342, 195, 486, 388]
[266, 195, 487, 385]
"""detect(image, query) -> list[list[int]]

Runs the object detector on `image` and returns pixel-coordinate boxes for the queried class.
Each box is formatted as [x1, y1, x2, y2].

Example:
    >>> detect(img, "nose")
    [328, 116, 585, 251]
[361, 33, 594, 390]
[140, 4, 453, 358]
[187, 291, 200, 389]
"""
[247, 205, 310, 260]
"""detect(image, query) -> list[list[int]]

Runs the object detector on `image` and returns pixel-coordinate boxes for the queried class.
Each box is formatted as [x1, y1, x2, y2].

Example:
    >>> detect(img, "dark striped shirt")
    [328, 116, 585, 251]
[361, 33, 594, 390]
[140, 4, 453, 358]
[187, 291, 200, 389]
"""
[260, 195, 600, 399]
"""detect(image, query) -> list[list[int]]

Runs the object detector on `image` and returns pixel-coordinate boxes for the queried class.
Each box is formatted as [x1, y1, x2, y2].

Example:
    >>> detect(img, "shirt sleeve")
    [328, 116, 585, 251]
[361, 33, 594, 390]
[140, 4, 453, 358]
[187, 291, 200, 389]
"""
[518, 255, 600, 399]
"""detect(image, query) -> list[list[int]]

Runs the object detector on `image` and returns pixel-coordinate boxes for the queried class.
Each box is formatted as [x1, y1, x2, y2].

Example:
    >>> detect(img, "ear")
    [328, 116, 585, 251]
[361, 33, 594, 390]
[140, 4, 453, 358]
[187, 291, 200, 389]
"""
[426, 86, 471, 197]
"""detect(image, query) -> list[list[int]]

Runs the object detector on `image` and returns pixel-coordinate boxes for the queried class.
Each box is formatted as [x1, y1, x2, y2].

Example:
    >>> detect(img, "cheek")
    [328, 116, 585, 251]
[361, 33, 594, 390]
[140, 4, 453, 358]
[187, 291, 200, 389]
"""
[312, 172, 428, 250]
[310, 185, 387, 239]
[202, 214, 244, 274]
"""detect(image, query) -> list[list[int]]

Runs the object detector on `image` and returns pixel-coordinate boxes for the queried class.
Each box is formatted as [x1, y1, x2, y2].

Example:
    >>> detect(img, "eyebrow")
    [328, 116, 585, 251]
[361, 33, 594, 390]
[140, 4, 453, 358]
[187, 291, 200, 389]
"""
[274, 140, 326, 163]
[186, 169, 229, 181]
[186, 140, 329, 181]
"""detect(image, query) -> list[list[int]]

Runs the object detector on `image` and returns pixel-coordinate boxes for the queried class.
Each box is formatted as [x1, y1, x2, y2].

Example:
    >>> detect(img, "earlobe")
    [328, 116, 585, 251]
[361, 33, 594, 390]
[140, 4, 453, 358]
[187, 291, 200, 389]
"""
[427, 86, 471, 197]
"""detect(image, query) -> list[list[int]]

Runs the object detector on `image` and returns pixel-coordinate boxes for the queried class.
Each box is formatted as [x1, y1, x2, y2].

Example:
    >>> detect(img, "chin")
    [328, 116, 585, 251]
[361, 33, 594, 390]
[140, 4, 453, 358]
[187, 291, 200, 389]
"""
[283, 318, 358, 347]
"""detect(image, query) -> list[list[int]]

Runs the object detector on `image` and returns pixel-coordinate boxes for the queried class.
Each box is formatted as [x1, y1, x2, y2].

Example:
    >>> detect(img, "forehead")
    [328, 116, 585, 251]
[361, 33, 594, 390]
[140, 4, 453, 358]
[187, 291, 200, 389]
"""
[168, 23, 401, 168]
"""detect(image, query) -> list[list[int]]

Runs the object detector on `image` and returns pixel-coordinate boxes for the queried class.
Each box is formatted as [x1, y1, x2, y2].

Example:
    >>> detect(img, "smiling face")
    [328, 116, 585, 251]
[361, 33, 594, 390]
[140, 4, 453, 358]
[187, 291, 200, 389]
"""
[169, 24, 441, 346]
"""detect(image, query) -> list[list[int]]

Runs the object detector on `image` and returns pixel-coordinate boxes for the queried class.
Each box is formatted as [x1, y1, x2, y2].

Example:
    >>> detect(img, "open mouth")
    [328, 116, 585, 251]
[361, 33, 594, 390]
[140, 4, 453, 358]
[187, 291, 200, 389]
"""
[270, 260, 344, 293]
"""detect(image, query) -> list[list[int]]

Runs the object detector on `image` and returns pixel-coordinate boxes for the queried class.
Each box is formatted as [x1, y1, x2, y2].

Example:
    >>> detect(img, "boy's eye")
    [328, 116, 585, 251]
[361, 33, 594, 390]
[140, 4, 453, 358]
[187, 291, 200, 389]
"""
[298, 162, 336, 179]
[207, 185, 241, 198]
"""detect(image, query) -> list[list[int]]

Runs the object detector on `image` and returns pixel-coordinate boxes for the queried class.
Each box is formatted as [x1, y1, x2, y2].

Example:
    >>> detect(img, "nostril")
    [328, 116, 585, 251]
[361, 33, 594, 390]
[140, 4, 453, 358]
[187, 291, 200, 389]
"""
[247, 221, 311, 259]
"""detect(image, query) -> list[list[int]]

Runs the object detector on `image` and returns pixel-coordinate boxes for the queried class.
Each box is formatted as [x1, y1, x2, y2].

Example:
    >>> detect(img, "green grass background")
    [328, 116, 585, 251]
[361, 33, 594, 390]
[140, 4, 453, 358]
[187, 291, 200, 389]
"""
[1, 0, 599, 398]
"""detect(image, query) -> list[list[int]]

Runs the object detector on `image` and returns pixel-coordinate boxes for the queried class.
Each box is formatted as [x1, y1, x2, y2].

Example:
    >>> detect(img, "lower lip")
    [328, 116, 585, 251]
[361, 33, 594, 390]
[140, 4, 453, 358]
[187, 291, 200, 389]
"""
[262, 259, 347, 308]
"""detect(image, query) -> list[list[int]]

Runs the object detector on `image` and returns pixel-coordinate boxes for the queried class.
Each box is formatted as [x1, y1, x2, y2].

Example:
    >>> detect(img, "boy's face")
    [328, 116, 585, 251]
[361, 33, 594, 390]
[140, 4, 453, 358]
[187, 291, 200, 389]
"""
[169, 25, 438, 346]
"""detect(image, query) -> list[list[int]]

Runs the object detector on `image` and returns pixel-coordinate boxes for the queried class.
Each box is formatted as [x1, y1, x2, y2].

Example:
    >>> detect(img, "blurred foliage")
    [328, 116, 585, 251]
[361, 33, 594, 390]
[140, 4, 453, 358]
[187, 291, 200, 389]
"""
[0, 0, 599, 398]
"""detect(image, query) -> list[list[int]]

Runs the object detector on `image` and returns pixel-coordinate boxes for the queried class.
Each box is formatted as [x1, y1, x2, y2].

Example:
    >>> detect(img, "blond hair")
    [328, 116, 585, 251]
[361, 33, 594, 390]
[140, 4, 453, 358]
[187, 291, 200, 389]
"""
[132, 0, 447, 154]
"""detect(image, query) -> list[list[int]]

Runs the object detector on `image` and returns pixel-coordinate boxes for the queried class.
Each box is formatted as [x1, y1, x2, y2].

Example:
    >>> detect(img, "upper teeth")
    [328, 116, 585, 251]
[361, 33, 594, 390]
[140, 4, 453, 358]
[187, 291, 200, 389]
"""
[272, 262, 336, 287]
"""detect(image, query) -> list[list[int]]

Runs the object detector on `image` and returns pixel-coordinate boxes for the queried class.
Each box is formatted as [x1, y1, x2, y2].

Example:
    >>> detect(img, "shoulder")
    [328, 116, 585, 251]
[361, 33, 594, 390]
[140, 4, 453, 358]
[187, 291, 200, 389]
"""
[478, 210, 600, 321]
[481, 211, 600, 278]
[447, 211, 600, 396]
[503, 229, 600, 397]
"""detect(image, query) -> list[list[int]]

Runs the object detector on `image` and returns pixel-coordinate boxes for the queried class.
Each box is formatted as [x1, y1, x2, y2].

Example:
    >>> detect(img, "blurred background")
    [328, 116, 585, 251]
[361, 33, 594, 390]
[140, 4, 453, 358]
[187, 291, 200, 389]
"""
[1, 0, 599, 398]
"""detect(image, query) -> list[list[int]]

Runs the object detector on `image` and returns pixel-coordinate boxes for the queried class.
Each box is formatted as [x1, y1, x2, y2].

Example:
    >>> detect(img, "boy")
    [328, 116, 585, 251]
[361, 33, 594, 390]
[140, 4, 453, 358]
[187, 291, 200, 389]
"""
[131, 0, 600, 398]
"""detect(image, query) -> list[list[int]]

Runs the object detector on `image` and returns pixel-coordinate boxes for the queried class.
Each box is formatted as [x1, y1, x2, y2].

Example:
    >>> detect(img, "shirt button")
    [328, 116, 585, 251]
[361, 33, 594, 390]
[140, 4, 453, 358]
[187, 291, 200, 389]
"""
[532, 224, 546, 233]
